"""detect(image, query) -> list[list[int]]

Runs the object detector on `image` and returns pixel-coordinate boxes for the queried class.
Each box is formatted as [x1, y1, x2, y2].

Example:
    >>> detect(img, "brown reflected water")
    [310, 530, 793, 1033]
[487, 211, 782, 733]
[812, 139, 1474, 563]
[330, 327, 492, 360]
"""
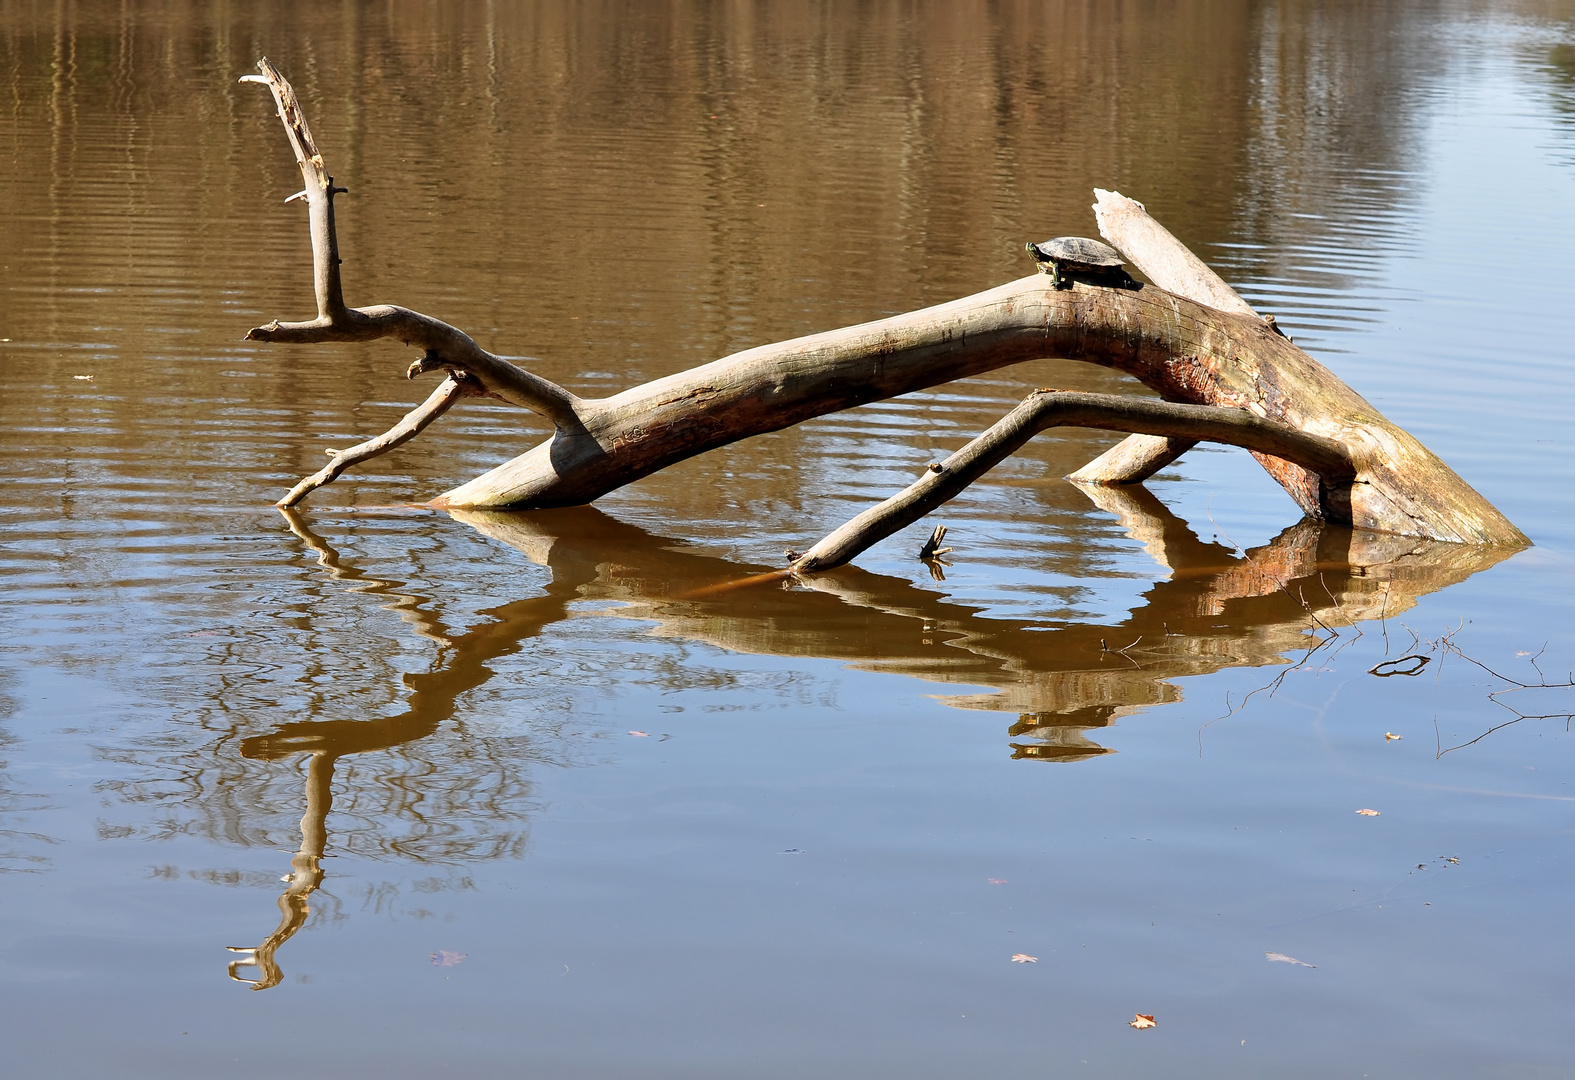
[4, 1, 1575, 1076]
[213, 500, 1513, 987]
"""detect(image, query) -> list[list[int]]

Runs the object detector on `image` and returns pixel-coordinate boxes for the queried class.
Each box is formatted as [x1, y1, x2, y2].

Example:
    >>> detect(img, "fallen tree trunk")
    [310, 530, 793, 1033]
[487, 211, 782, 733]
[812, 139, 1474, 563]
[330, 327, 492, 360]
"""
[241, 58, 1525, 550]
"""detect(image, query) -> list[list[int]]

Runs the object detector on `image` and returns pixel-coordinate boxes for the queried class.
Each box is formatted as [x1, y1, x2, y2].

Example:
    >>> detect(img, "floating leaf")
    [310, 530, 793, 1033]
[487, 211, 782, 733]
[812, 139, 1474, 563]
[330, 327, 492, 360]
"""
[629, 730, 650, 737]
[1266, 952, 1316, 968]
[1355, 808, 1380, 816]
[428, 950, 467, 967]
[1010, 953, 1037, 963]
[1129, 1013, 1156, 1029]
[1384, 732, 1402, 741]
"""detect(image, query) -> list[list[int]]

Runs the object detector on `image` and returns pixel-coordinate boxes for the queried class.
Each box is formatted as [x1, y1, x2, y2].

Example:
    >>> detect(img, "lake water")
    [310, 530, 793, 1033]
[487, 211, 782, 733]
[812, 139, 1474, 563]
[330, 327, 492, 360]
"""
[4, 2, 1575, 1076]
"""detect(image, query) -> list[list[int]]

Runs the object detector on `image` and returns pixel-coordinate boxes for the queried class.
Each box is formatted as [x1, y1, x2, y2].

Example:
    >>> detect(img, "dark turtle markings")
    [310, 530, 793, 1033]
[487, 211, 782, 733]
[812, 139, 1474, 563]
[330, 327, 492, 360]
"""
[1025, 236, 1140, 290]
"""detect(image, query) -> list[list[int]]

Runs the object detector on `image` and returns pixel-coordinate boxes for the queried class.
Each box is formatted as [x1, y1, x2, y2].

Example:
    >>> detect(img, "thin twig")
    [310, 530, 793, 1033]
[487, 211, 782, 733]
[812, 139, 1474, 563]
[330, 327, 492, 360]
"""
[277, 375, 484, 506]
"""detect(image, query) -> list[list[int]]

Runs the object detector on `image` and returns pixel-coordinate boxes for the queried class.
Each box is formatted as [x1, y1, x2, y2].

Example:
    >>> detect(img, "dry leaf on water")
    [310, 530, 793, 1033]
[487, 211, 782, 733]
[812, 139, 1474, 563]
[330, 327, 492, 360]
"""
[1355, 808, 1380, 816]
[1129, 1014, 1156, 1030]
[1010, 953, 1037, 963]
[1265, 952, 1316, 968]
[429, 950, 467, 967]
[1384, 732, 1402, 741]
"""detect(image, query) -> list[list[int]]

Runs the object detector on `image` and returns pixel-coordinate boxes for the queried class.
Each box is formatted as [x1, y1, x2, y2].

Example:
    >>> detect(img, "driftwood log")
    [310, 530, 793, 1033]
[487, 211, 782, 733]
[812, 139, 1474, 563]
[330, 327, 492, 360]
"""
[242, 58, 1526, 565]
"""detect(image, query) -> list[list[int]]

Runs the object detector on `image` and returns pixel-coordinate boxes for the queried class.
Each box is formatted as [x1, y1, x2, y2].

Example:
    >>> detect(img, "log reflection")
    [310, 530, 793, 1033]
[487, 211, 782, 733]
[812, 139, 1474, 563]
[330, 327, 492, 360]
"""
[453, 488, 1515, 760]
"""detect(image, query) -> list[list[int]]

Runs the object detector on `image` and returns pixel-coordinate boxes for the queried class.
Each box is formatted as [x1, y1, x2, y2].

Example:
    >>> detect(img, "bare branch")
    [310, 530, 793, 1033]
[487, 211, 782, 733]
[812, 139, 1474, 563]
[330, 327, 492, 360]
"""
[277, 375, 486, 507]
[1067, 433, 1196, 485]
[1093, 189, 1262, 316]
[237, 60, 1524, 549]
[791, 390, 1354, 573]
[241, 58, 582, 430]
[247, 57, 347, 321]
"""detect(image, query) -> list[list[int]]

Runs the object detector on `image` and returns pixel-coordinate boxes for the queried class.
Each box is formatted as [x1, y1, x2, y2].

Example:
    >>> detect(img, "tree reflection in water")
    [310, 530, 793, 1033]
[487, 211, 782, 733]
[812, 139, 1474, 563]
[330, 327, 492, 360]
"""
[222, 496, 1512, 986]
[455, 489, 1513, 756]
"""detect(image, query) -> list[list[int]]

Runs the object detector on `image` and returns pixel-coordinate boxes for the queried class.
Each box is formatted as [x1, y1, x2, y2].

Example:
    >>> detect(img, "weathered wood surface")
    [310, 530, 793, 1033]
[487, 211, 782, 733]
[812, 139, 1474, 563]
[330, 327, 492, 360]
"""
[240, 59, 581, 428]
[1093, 189, 1262, 317]
[1065, 186, 1270, 486]
[242, 59, 1525, 549]
[436, 276, 1335, 508]
[1087, 190, 1523, 544]
[433, 277, 1522, 545]
[1070, 187, 1289, 488]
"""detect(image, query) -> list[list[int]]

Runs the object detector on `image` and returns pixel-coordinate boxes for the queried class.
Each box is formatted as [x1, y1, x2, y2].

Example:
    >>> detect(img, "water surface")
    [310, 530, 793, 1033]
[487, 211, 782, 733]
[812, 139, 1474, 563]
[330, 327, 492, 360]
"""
[3, 2, 1575, 1077]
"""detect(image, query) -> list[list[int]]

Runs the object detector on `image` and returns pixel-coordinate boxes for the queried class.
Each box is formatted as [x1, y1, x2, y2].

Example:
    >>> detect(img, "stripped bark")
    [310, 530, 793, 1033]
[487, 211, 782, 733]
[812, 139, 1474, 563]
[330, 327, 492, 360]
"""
[242, 59, 1524, 548]
[1066, 431, 1194, 486]
[1070, 188, 1301, 486]
[1063, 189, 1269, 485]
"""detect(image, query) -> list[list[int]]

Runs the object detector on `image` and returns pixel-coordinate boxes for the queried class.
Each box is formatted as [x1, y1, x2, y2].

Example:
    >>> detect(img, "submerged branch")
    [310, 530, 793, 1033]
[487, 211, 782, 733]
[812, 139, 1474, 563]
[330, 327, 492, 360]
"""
[791, 391, 1354, 573]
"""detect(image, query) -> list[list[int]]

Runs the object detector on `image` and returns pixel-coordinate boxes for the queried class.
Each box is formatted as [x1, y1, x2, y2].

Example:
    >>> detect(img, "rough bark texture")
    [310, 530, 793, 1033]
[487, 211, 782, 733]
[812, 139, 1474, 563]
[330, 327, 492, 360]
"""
[243, 59, 1524, 548]
[1071, 188, 1327, 493]
[435, 273, 1521, 544]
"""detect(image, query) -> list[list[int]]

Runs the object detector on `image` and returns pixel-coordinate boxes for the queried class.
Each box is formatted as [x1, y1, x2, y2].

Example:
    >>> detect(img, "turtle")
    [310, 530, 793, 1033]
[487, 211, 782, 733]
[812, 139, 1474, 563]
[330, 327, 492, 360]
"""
[1024, 236, 1139, 290]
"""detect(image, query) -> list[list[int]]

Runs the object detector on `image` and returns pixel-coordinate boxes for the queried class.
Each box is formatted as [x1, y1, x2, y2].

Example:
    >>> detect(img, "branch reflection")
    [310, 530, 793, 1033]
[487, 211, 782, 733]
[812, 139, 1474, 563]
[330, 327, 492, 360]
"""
[230, 497, 1512, 986]
[454, 488, 1515, 760]
[226, 751, 330, 989]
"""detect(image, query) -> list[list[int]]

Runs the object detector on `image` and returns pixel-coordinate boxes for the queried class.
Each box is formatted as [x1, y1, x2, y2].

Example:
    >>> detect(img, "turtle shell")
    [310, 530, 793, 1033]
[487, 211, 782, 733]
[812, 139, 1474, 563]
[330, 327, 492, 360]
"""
[1028, 236, 1125, 271]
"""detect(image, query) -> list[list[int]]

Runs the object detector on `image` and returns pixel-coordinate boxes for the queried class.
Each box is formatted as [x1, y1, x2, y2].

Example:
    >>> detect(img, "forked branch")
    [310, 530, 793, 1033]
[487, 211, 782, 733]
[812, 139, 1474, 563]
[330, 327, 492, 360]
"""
[241, 58, 581, 430]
